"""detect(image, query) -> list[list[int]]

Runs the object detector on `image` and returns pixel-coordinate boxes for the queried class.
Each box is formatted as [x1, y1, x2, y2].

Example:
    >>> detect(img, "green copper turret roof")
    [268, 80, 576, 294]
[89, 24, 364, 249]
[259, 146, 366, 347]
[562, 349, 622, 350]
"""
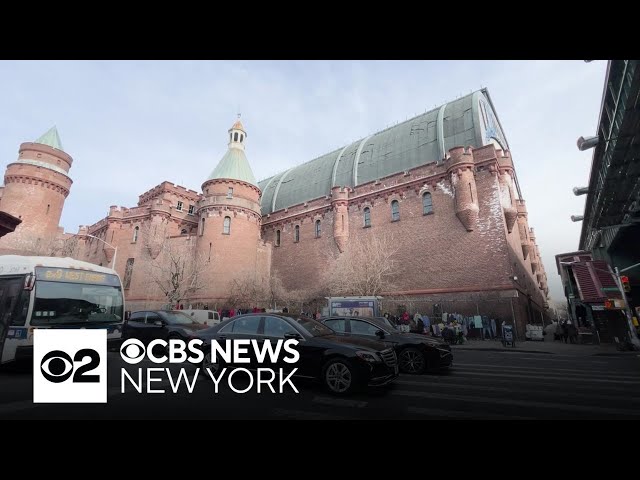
[207, 147, 257, 186]
[35, 126, 64, 151]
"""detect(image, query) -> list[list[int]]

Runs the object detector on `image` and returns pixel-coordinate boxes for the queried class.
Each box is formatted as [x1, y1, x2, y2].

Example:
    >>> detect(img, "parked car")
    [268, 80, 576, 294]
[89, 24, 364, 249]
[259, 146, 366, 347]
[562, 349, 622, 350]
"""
[321, 316, 453, 374]
[123, 310, 208, 344]
[182, 309, 221, 326]
[194, 314, 399, 395]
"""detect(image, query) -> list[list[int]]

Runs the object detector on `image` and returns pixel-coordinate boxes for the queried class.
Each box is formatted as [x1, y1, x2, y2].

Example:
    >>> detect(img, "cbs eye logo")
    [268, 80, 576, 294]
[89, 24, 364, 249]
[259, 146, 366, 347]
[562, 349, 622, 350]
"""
[40, 349, 101, 383]
[120, 339, 145, 364]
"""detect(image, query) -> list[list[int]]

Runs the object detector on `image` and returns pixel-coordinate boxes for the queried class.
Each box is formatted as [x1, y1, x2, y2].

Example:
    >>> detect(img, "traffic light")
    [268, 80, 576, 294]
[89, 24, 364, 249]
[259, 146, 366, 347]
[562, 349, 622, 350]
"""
[621, 275, 631, 293]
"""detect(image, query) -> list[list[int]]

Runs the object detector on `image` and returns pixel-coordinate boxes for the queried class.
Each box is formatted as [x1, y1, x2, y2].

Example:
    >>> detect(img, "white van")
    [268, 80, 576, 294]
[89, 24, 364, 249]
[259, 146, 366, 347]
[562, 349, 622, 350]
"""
[182, 309, 221, 326]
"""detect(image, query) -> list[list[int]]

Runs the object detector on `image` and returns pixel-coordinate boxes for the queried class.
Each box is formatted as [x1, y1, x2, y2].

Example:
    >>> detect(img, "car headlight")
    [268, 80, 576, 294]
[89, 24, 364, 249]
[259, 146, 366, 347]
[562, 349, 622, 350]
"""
[355, 351, 381, 363]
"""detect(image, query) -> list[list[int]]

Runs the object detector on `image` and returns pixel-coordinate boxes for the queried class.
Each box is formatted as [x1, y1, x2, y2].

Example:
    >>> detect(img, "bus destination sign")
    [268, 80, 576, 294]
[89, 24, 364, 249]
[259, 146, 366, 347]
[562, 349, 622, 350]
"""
[35, 267, 121, 287]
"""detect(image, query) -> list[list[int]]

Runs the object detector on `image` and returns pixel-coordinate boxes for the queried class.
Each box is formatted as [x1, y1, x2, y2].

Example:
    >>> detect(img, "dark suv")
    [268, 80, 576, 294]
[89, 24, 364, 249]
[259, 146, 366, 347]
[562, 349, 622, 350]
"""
[123, 310, 208, 343]
[321, 316, 453, 374]
[194, 314, 399, 395]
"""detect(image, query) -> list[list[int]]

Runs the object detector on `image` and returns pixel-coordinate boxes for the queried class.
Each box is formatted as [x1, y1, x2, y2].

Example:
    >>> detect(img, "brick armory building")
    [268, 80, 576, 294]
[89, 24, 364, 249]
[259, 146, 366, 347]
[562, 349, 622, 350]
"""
[0, 88, 550, 334]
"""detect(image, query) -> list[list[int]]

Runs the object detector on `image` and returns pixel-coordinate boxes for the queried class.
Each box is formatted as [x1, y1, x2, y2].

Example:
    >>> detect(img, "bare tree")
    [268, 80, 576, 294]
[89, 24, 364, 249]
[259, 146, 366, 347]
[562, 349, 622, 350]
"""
[227, 273, 266, 308]
[140, 221, 208, 306]
[553, 300, 569, 321]
[11, 236, 65, 257]
[323, 234, 400, 296]
[60, 236, 80, 258]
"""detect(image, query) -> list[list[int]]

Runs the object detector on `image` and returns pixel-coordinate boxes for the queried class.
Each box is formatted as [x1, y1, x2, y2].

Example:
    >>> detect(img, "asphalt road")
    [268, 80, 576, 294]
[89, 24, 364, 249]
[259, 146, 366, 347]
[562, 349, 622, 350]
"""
[1, 349, 639, 420]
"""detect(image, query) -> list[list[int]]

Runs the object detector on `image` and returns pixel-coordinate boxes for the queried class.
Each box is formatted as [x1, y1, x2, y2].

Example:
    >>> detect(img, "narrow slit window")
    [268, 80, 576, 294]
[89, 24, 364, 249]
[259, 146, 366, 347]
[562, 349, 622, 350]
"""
[422, 192, 433, 215]
[223, 216, 231, 235]
[391, 200, 400, 221]
[364, 207, 371, 227]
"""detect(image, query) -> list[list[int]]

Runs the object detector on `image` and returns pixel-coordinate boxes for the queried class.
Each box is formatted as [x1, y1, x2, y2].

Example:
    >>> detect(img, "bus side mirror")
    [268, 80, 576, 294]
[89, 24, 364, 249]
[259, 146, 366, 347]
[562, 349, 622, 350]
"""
[125, 311, 131, 321]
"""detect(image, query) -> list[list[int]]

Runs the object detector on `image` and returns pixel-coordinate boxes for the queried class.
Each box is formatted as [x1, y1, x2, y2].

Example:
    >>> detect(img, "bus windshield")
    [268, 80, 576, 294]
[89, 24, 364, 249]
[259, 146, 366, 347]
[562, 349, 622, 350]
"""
[31, 281, 124, 326]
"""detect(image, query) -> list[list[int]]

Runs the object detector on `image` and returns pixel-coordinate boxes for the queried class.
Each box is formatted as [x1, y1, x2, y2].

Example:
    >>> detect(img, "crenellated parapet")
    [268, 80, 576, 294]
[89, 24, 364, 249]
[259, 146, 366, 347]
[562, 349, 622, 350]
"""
[138, 181, 200, 206]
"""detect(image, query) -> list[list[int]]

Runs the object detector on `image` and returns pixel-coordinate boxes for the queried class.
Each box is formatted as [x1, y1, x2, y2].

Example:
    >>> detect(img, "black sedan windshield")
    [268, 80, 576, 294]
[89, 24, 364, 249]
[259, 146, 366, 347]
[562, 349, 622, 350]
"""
[292, 317, 333, 337]
[163, 311, 197, 325]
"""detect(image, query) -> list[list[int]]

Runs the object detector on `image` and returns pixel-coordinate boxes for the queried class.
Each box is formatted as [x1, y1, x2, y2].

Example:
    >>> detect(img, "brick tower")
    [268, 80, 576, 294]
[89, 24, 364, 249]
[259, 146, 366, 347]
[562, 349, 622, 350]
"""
[0, 127, 73, 253]
[446, 146, 479, 232]
[197, 117, 263, 299]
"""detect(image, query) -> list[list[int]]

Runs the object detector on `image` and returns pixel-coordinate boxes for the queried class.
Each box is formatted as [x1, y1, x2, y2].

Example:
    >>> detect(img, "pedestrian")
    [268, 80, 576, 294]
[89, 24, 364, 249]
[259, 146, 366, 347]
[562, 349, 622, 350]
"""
[561, 320, 569, 343]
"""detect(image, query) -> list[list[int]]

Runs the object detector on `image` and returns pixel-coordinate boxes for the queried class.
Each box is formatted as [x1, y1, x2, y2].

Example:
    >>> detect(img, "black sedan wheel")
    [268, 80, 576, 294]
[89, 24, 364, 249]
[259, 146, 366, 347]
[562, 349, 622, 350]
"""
[398, 347, 426, 374]
[201, 350, 222, 376]
[322, 359, 355, 395]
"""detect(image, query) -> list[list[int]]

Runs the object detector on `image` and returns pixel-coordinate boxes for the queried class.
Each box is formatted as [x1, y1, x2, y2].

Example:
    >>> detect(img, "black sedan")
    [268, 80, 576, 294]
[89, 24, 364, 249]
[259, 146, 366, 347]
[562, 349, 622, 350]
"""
[193, 314, 399, 395]
[321, 316, 453, 374]
[123, 310, 208, 343]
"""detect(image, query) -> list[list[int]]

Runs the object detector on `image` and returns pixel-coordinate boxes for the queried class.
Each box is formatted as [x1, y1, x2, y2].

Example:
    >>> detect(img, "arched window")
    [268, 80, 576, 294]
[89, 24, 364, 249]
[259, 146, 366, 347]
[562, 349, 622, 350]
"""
[181, 229, 188, 235]
[364, 207, 371, 227]
[422, 192, 433, 215]
[294, 225, 300, 243]
[234, 132, 238, 142]
[240, 134, 243, 142]
[276, 229, 281, 246]
[315, 220, 321, 238]
[391, 200, 400, 221]
[223, 216, 231, 235]
[133, 226, 139, 242]
[200, 217, 205, 236]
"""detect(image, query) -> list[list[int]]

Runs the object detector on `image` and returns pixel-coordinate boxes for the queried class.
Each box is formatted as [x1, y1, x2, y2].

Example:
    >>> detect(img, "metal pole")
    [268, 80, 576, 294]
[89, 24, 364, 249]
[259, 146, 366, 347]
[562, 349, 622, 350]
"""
[614, 266, 640, 350]
[111, 246, 117, 271]
[510, 296, 518, 340]
[620, 261, 640, 274]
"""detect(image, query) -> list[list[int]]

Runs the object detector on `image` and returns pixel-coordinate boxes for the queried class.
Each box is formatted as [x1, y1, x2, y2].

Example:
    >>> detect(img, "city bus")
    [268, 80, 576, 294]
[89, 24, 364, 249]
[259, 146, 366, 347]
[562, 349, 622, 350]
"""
[0, 255, 125, 365]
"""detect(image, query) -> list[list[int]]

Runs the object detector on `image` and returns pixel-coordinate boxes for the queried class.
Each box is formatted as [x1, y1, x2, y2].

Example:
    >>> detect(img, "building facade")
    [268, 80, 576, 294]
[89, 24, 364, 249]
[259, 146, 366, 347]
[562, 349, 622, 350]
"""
[557, 60, 640, 346]
[0, 89, 551, 336]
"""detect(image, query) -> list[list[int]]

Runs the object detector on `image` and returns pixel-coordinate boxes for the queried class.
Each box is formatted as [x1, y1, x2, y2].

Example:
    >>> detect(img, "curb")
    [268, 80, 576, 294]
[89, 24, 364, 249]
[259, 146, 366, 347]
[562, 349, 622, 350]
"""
[452, 347, 553, 354]
[592, 352, 640, 357]
[453, 347, 638, 356]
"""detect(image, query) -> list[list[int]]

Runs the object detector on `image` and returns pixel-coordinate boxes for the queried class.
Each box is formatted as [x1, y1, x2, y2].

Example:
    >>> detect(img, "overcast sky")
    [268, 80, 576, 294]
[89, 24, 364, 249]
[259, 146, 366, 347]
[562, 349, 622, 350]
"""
[0, 60, 607, 302]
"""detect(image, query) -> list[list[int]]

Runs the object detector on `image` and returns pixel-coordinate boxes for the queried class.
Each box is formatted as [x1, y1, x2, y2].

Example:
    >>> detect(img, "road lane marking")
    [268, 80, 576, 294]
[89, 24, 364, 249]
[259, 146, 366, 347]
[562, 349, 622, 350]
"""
[453, 363, 640, 380]
[390, 389, 640, 416]
[271, 408, 354, 420]
[406, 406, 536, 420]
[312, 396, 368, 408]
[435, 370, 640, 384]
[394, 379, 640, 402]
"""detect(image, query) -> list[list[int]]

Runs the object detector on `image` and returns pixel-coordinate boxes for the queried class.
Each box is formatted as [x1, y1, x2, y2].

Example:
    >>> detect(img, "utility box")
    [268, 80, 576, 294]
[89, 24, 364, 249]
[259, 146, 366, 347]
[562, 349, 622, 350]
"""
[325, 296, 383, 317]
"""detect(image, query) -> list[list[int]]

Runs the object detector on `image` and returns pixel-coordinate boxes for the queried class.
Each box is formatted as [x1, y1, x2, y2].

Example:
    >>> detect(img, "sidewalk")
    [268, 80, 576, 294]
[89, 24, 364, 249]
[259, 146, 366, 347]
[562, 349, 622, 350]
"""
[451, 338, 640, 356]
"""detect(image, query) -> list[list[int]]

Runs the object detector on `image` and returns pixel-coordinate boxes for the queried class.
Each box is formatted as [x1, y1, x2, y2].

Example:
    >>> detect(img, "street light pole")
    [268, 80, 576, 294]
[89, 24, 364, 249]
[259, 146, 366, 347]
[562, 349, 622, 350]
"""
[83, 234, 118, 271]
